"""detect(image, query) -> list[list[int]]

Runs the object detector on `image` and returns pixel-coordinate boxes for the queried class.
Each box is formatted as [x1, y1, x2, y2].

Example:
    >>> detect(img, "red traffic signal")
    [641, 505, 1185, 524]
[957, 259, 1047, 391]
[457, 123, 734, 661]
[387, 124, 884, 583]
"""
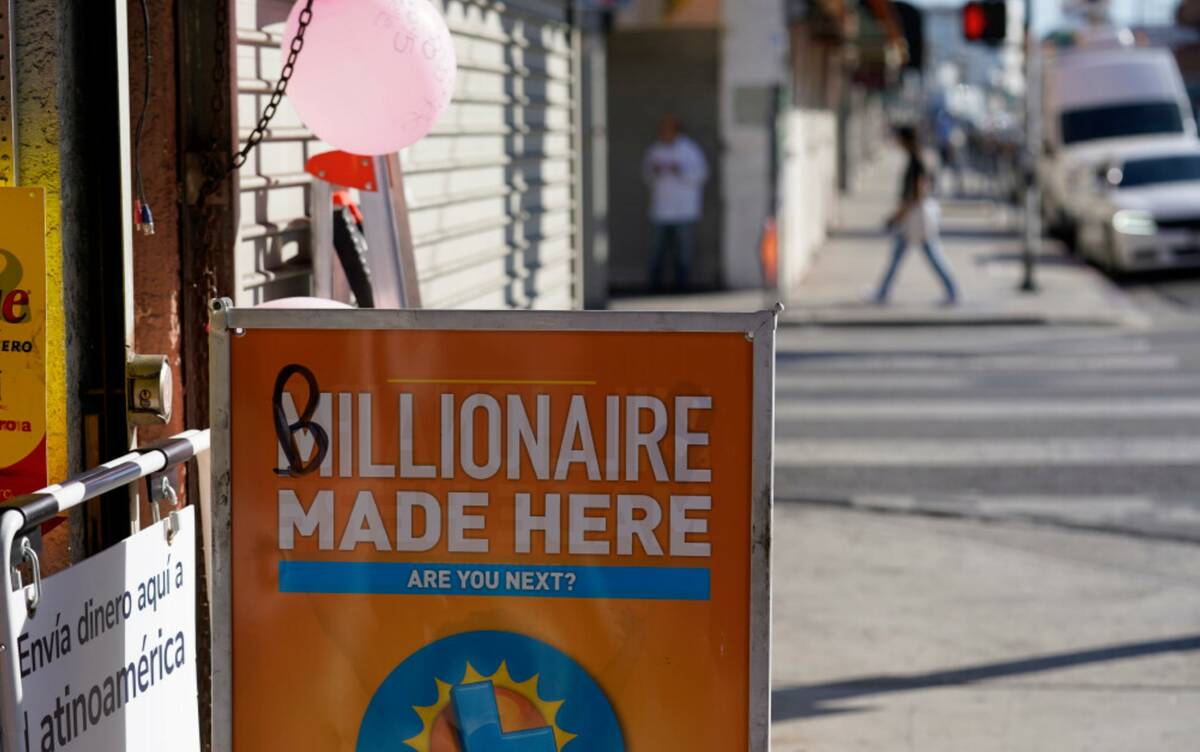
[962, 1, 1007, 45]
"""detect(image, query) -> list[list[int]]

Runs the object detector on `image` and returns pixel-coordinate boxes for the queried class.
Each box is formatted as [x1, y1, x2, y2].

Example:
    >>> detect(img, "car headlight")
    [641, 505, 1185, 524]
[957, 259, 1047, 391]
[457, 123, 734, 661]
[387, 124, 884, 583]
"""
[1112, 210, 1157, 236]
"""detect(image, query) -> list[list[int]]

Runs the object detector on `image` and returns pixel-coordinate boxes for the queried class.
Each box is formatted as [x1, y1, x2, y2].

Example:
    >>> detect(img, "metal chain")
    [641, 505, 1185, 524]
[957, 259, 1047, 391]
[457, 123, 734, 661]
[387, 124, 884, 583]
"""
[197, 0, 315, 205]
[192, 0, 315, 314]
[232, 0, 315, 169]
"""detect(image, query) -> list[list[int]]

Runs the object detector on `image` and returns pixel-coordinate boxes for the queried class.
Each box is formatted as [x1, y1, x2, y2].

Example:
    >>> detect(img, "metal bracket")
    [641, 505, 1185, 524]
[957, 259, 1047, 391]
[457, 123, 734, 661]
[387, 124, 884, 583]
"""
[147, 474, 181, 543]
[185, 152, 229, 207]
[18, 538, 40, 614]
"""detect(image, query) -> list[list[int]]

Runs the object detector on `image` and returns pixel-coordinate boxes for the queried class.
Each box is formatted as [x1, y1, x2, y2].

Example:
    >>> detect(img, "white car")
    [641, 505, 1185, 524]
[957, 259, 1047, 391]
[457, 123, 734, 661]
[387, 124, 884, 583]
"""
[1075, 144, 1200, 272]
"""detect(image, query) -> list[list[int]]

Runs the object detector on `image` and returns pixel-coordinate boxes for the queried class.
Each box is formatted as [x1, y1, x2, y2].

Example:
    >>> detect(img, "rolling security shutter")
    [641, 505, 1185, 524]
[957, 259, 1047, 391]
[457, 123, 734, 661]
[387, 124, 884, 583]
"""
[233, 0, 581, 309]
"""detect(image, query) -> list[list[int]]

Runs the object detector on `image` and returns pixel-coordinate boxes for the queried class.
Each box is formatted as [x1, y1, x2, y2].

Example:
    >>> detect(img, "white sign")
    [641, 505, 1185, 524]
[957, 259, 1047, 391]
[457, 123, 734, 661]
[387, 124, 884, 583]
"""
[9, 507, 199, 752]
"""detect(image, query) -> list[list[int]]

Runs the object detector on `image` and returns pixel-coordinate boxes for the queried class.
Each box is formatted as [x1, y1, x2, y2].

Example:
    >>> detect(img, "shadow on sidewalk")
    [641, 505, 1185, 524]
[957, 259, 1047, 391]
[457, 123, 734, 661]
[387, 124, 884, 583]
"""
[772, 634, 1200, 721]
[977, 250, 1078, 267]
[941, 227, 1021, 241]
[828, 227, 888, 241]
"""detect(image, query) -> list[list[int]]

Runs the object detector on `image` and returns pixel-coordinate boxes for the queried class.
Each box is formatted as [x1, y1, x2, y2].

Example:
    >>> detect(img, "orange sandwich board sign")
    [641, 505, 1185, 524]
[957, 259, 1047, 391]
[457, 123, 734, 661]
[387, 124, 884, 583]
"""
[0, 188, 46, 503]
[208, 303, 775, 752]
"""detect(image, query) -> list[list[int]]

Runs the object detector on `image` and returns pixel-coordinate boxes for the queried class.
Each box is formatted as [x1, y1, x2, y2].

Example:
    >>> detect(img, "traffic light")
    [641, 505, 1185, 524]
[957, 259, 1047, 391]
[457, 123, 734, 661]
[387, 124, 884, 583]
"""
[962, 1, 1007, 45]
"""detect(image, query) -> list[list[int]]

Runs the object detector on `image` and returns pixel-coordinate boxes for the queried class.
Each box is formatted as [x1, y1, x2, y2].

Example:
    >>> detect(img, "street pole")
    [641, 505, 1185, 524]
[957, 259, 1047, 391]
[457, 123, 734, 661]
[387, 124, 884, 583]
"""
[1019, 0, 1040, 293]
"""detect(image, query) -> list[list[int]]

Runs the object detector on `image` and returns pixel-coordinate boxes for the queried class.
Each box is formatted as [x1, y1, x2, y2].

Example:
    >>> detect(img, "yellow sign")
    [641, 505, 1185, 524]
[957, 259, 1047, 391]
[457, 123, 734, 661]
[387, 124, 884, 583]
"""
[0, 187, 46, 500]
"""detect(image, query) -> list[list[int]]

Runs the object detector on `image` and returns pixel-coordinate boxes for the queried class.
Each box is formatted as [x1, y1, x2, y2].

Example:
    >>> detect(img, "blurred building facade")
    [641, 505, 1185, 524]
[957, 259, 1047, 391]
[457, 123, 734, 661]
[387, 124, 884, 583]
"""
[777, 0, 904, 297]
[605, 0, 790, 293]
[603, 0, 905, 297]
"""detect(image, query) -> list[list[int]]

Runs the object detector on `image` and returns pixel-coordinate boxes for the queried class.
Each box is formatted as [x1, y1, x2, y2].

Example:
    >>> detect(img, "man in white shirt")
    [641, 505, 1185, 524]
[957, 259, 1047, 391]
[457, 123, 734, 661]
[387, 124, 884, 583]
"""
[642, 115, 709, 291]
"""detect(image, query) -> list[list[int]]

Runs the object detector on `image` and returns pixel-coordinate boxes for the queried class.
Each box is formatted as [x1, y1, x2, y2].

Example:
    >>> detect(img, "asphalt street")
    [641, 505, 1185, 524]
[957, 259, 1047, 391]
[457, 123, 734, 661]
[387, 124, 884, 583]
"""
[774, 316, 1200, 543]
[772, 277, 1200, 750]
[618, 159, 1200, 749]
[1122, 267, 1200, 318]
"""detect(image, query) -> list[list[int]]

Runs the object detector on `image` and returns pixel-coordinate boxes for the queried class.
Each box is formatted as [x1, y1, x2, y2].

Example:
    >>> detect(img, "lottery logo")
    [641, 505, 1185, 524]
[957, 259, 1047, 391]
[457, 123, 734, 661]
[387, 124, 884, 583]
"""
[357, 631, 624, 751]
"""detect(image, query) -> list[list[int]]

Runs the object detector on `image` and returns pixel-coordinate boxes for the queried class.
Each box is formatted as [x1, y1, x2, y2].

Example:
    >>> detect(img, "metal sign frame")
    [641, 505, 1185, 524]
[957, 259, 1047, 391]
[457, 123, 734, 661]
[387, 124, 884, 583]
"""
[207, 300, 776, 751]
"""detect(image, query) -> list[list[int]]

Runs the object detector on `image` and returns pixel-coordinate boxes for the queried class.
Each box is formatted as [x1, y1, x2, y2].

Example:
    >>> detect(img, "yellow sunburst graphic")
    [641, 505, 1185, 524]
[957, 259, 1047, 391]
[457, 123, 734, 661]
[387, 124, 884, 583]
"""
[404, 661, 576, 751]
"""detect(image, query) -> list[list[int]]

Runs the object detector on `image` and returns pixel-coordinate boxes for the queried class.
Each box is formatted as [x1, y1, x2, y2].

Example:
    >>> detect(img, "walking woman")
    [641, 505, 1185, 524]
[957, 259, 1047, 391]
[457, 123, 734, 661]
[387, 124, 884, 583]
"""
[874, 126, 960, 304]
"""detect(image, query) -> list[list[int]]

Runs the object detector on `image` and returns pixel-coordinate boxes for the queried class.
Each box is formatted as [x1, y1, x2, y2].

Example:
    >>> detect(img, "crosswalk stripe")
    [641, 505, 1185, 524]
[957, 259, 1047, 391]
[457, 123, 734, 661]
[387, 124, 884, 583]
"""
[775, 373, 1200, 391]
[784, 354, 1179, 372]
[776, 438, 1200, 466]
[850, 494, 1159, 515]
[777, 332, 1155, 355]
[776, 399, 1200, 420]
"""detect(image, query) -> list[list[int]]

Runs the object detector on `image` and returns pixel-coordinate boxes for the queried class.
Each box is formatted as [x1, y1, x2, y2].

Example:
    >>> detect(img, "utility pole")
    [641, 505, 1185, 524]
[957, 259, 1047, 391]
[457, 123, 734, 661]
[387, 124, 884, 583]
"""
[1019, 0, 1040, 292]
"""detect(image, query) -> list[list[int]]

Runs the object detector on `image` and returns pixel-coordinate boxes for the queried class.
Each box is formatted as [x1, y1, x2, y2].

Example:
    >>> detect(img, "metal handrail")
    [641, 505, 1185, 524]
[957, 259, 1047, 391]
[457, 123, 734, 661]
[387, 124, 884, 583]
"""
[0, 428, 210, 534]
[0, 428, 210, 752]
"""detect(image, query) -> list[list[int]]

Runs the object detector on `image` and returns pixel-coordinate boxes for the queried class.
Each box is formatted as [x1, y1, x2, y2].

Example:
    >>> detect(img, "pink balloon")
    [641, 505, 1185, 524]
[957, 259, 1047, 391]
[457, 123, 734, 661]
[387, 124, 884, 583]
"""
[254, 297, 353, 309]
[283, 0, 457, 155]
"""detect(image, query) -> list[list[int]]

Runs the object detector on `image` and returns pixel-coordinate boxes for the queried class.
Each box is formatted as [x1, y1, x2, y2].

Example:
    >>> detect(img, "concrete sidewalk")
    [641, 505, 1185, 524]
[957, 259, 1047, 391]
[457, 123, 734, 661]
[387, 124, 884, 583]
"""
[788, 153, 1144, 327]
[611, 154, 1145, 328]
[772, 504, 1200, 751]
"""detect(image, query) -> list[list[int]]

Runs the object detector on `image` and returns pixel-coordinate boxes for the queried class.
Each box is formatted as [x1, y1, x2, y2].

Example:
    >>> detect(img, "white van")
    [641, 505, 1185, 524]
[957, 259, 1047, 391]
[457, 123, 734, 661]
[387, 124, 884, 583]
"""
[1041, 45, 1197, 244]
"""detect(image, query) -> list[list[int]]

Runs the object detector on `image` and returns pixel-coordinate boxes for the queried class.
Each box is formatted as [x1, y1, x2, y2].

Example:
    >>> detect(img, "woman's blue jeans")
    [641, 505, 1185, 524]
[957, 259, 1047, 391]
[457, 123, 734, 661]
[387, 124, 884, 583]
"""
[875, 234, 959, 302]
